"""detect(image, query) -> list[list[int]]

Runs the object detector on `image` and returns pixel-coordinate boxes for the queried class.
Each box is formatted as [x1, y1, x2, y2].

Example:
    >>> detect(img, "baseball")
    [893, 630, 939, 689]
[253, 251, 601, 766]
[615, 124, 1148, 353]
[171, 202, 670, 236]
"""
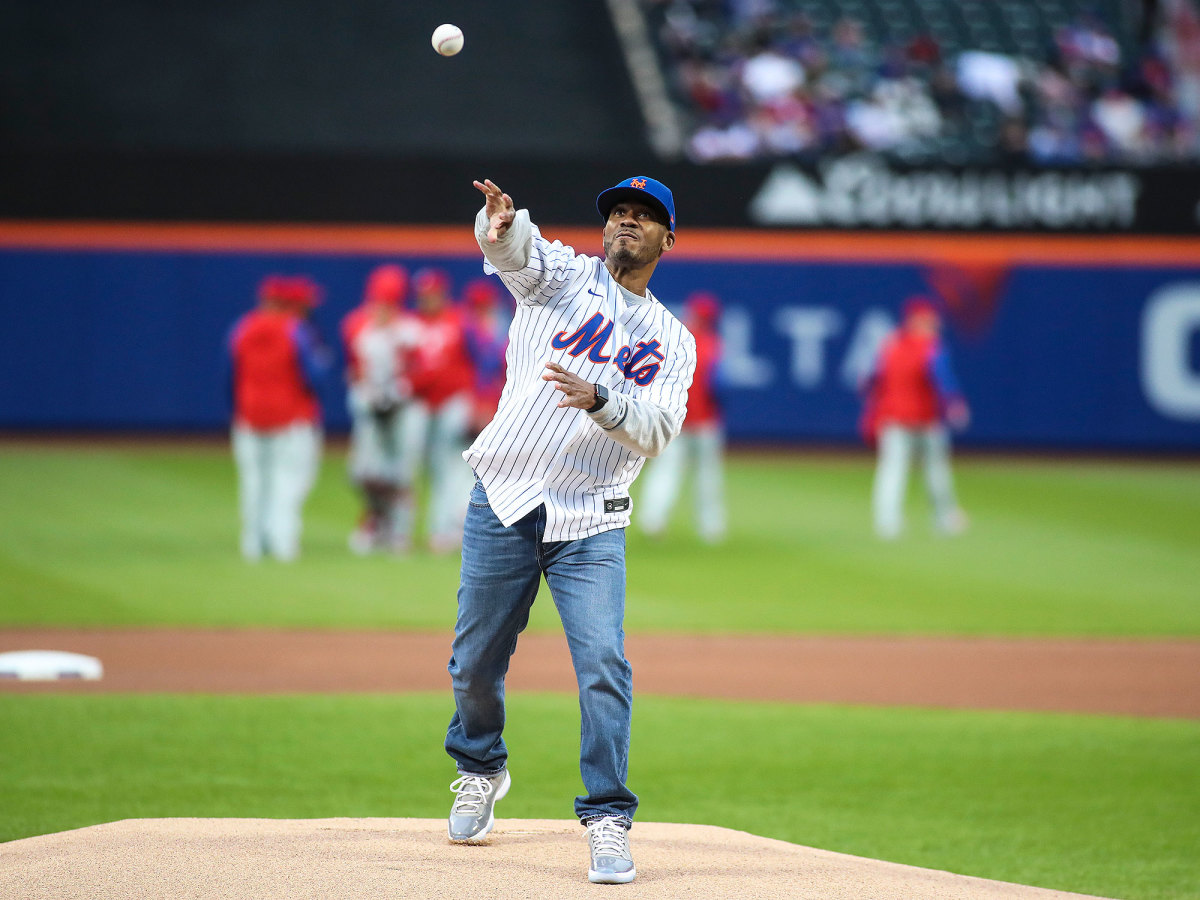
[432, 23, 464, 57]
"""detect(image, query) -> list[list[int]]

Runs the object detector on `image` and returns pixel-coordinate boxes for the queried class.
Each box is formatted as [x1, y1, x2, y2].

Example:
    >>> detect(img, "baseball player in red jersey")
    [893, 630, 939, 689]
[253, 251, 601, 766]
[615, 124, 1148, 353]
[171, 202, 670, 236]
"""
[860, 295, 970, 539]
[396, 268, 477, 553]
[443, 177, 696, 886]
[342, 264, 420, 554]
[639, 290, 727, 543]
[227, 275, 328, 561]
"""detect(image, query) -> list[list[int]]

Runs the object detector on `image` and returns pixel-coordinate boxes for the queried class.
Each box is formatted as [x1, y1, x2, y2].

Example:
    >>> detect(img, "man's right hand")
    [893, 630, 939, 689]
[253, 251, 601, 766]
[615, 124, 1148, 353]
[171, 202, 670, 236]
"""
[474, 179, 516, 244]
[947, 399, 971, 431]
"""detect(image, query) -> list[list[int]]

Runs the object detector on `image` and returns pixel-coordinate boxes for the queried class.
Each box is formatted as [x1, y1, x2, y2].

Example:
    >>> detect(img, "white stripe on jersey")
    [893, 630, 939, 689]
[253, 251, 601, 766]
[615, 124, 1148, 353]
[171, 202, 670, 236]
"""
[464, 208, 697, 542]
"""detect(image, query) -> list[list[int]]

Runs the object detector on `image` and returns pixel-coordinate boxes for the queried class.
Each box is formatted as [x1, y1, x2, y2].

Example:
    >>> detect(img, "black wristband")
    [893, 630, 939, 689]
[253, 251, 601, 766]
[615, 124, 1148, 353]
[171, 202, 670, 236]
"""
[586, 383, 609, 413]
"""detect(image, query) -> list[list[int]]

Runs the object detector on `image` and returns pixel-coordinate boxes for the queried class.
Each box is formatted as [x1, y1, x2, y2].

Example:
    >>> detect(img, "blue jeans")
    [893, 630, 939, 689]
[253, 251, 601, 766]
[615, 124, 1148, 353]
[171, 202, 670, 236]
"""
[445, 480, 637, 823]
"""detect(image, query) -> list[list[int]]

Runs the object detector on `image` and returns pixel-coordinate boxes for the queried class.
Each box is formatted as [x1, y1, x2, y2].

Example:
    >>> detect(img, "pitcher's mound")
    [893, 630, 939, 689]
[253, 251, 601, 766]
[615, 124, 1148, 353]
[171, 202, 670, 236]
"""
[0, 817, 1114, 899]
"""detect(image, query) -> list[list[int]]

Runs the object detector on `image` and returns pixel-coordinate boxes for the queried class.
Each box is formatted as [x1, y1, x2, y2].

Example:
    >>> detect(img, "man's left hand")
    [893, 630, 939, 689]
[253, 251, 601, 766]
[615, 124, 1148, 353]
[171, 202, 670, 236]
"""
[543, 362, 597, 410]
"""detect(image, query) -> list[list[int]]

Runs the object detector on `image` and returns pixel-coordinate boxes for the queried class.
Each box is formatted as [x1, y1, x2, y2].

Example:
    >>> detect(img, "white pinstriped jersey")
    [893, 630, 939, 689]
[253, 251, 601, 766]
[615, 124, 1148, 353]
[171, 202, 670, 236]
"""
[464, 208, 697, 541]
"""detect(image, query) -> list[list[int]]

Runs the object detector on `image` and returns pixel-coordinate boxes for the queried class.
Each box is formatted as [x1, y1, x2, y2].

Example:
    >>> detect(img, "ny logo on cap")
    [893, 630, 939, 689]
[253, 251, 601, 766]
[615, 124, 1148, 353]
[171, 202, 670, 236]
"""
[630, 178, 647, 189]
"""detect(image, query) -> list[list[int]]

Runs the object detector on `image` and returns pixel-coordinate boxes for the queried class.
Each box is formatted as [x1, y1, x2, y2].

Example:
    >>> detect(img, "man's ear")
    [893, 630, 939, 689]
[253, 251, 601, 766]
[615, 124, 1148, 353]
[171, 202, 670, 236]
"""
[662, 231, 676, 253]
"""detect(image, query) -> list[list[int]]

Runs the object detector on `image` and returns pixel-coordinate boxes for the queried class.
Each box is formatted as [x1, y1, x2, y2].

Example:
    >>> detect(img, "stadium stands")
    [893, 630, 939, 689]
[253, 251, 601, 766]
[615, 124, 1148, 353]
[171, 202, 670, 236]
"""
[642, 0, 1200, 165]
[4, 0, 1199, 224]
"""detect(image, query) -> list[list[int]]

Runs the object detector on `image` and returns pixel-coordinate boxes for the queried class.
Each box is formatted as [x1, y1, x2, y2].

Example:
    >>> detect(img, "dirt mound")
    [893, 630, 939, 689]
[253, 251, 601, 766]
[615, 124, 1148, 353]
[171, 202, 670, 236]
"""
[0, 817, 1115, 900]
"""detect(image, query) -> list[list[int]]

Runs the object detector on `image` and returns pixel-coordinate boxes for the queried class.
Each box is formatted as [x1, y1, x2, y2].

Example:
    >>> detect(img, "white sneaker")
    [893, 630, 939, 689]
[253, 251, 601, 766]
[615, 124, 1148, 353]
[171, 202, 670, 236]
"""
[938, 508, 969, 536]
[586, 816, 636, 884]
[429, 533, 461, 555]
[347, 527, 375, 556]
[448, 770, 510, 842]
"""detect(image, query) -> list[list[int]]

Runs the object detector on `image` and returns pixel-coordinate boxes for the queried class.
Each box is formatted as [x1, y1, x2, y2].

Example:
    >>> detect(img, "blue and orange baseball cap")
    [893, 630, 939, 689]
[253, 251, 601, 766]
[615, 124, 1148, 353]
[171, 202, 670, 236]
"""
[903, 294, 941, 320]
[364, 264, 408, 306]
[280, 276, 323, 310]
[596, 176, 676, 232]
[413, 267, 451, 296]
[685, 290, 721, 323]
[258, 274, 322, 309]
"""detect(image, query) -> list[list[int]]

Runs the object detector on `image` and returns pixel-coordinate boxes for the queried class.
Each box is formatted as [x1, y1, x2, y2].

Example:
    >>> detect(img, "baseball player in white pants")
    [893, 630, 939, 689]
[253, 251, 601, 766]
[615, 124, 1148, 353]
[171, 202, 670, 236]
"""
[346, 309, 419, 553]
[638, 423, 726, 542]
[396, 391, 474, 552]
[872, 424, 963, 539]
[233, 422, 321, 562]
[639, 291, 726, 542]
[443, 176, 696, 885]
[227, 275, 328, 562]
[862, 296, 969, 539]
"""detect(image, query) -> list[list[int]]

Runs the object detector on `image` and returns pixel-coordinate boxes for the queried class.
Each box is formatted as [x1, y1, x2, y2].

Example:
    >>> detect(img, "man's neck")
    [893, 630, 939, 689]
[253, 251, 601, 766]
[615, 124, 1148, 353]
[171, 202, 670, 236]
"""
[605, 259, 655, 297]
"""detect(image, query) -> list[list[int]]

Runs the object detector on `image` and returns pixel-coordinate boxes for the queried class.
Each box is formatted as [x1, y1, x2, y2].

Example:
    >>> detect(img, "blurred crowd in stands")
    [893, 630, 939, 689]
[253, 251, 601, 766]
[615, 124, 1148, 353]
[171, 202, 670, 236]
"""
[644, 0, 1200, 165]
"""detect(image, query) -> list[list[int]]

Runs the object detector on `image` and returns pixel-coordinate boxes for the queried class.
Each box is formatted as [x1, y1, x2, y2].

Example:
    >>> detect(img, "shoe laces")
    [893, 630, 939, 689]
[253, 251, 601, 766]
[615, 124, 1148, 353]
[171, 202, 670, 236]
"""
[450, 774, 495, 816]
[587, 817, 631, 859]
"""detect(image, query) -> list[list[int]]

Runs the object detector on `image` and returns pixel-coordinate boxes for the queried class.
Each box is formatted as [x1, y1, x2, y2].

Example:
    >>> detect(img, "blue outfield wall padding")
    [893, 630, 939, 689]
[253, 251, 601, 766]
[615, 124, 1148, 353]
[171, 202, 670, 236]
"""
[1, 246, 1199, 450]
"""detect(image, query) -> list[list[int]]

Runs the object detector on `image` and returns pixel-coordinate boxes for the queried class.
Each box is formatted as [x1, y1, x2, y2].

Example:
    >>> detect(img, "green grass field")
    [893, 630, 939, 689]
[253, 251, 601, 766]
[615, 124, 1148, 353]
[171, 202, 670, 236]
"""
[2, 443, 1198, 899]
[2, 693, 1197, 900]
[1, 444, 1197, 634]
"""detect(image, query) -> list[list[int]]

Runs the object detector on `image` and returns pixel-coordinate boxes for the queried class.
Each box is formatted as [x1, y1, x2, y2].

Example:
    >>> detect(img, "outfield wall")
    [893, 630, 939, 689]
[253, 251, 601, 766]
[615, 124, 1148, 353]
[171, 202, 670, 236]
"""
[1, 223, 1198, 450]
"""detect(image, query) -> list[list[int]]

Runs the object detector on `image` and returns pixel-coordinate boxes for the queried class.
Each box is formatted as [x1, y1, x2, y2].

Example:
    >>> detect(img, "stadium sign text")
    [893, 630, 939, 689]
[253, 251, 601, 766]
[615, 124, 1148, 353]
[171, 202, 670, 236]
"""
[719, 305, 894, 393]
[1141, 283, 1200, 421]
[749, 157, 1141, 230]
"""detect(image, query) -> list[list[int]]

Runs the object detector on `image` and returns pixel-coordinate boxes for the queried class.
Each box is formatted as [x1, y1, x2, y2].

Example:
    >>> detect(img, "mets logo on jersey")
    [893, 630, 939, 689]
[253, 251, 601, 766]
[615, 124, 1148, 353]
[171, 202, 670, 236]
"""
[630, 178, 647, 189]
[551, 313, 665, 386]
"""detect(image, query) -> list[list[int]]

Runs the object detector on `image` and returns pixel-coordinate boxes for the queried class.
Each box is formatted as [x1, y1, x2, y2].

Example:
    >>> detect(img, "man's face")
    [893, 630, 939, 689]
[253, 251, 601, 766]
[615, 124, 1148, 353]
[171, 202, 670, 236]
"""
[417, 289, 445, 315]
[602, 201, 675, 267]
[369, 300, 396, 323]
[907, 310, 941, 335]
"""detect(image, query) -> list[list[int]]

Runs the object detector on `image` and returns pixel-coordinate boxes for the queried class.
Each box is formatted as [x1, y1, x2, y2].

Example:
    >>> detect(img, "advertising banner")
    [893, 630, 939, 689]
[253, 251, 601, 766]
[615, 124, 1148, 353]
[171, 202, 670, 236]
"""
[648, 258, 1200, 449]
[4, 153, 1200, 234]
[1, 225, 1198, 450]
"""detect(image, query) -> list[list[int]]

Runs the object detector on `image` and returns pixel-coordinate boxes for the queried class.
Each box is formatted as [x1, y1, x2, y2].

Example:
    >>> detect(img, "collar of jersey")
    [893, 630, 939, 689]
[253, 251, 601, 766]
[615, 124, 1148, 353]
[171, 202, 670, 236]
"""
[615, 282, 651, 307]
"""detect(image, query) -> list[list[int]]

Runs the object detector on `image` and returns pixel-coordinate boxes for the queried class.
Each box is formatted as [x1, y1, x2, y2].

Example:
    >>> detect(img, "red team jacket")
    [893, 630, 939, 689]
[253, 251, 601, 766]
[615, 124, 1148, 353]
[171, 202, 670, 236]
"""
[685, 324, 722, 428]
[860, 330, 963, 443]
[405, 307, 475, 408]
[229, 309, 322, 429]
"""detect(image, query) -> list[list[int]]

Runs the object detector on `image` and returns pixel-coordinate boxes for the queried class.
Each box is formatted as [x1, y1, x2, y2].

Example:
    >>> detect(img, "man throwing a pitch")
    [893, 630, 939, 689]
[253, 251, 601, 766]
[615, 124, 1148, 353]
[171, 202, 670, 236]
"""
[444, 176, 696, 885]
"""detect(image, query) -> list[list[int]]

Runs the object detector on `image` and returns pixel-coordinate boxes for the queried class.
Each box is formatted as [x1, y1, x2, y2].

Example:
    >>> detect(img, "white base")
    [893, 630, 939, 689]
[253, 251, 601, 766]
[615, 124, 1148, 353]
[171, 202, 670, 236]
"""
[0, 650, 103, 681]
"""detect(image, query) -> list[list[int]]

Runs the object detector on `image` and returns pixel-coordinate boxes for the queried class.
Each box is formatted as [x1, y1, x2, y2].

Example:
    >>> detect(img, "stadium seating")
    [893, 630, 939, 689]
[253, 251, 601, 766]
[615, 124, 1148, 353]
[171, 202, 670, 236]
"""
[643, 0, 1188, 166]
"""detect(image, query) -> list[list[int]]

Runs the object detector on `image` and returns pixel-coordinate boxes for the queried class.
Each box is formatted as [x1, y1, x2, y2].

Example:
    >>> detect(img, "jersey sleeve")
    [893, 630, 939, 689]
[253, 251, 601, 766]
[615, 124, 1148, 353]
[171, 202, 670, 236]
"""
[463, 321, 506, 382]
[929, 343, 964, 404]
[475, 207, 587, 307]
[291, 321, 329, 394]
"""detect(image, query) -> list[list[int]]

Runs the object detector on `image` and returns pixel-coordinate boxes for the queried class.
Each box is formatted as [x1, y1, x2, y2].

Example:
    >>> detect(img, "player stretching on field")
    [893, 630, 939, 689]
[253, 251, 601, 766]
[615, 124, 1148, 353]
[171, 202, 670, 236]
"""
[860, 295, 970, 539]
[444, 177, 696, 885]
[343, 264, 418, 555]
[639, 290, 727, 544]
[227, 275, 328, 562]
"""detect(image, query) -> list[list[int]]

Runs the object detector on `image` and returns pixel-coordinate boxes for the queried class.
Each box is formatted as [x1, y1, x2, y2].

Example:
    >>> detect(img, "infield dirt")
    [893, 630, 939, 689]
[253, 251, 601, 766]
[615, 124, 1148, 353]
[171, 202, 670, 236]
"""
[0, 817, 1120, 900]
[2, 628, 1197, 718]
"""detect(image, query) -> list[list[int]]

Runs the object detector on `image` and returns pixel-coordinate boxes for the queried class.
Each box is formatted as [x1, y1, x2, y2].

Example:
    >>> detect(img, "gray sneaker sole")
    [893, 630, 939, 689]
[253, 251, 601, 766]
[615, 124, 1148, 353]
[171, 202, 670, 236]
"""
[588, 866, 636, 885]
[448, 816, 494, 844]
